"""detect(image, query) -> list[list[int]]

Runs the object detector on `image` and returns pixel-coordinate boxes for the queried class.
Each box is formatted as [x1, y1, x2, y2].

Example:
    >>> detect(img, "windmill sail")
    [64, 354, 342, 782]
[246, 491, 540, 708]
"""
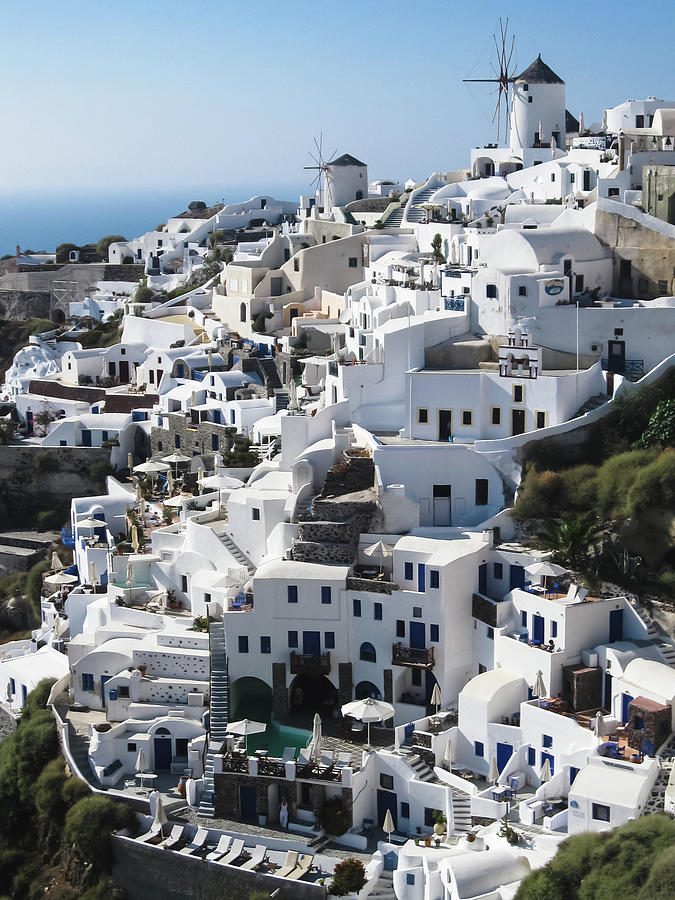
[463, 18, 516, 144]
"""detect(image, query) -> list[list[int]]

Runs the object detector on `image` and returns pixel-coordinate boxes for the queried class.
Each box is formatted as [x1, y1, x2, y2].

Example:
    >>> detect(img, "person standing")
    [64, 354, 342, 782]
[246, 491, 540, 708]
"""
[279, 797, 289, 830]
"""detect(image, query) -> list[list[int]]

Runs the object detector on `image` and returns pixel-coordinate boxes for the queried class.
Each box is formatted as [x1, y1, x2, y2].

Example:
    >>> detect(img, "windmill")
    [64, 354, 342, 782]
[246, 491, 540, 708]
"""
[304, 133, 338, 208]
[463, 18, 517, 144]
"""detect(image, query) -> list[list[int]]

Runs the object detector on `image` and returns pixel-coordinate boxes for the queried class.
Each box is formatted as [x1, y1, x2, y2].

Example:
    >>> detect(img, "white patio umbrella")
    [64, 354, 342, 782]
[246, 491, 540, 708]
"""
[51, 551, 64, 571]
[488, 756, 499, 783]
[76, 517, 105, 530]
[152, 793, 168, 834]
[382, 808, 395, 842]
[539, 758, 552, 783]
[312, 713, 322, 759]
[198, 473, 244, 491]
[532, 670, 547, 700]
[594, 711, 605, 737]
[226, 719, 267, 754]
[44, 571, 78, 587]
[89, 561, 97, 584]
[430, 683, 442, 714]
[134, 460, 170, 475]
[363, 540, 393, 575]
[341, 697, 395, 748]
[163, 451, 192, 477]
[136, 748, 148, 789]
[443, 738, 454, 769]
[163, 494, 193, 508]
[524, 562, 568, 578]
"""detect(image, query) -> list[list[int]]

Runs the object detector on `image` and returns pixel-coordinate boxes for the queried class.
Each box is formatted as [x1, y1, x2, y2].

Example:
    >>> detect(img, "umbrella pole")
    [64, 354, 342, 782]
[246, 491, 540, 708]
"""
[367, 721, 371, 748]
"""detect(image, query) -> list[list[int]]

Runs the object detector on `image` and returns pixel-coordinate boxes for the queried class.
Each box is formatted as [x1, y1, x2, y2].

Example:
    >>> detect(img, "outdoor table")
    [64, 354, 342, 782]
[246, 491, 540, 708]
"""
[136, 773, 158, 785]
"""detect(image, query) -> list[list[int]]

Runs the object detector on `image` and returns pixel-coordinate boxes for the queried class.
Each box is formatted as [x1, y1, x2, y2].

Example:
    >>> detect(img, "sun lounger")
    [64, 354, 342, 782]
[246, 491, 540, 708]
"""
[162, 824, 186, 850]
[179, 827, 209, 855]
[240, 844, 268, 870]
[219, 838, 246, 866]
[206, 834, 232, 861]
[282, 746, 296, 762]
[297, 748, 311, 767]
[336, 751, 352, 768]
[286, 853, 313, 881]
[136, 826, 161, 844]
[275, 849, 299, 877]
[320, 750, 334, 769]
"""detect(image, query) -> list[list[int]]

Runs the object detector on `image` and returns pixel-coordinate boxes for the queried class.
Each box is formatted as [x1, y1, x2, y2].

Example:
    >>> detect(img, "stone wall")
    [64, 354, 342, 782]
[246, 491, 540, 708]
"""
[595, 207, 675, 299]
[291, 541, 355, 564]
[134, 648, 209, 679]
[626, 698, 671, 752]
[150, 417, 238, 457]
[0, 290, 51, 321]
[111, 835, 326, 900]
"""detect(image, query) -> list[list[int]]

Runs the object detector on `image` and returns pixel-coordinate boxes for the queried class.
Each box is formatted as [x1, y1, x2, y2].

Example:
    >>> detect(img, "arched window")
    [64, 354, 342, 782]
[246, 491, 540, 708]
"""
[355, 681, 381, 700]
[240, 302, 247, 323]
[155, 726, 171, 735]
[360, 642, 376, 663]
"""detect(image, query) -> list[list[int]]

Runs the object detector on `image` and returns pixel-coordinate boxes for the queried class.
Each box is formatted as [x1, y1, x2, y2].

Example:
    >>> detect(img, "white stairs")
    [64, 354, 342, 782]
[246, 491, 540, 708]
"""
[219, 532, 254, 576]
[400, 746, 436, 783]
[198, 620, 228, 818]
[403, 186, 438, 223]
[451, 789, 473, 833]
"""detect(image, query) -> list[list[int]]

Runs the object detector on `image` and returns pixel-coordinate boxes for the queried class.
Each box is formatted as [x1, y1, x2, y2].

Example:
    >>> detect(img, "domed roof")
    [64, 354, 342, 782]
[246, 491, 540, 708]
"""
[515, 54, 564, 85]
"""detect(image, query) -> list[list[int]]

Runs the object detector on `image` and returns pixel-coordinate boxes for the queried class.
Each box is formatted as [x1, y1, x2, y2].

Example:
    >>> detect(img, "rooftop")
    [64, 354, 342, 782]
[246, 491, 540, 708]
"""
[515, 54, 564, 85]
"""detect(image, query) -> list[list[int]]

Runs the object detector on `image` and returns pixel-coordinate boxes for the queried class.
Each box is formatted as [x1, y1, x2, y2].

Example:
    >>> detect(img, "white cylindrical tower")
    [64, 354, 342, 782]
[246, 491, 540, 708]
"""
[509, 55, 566, 152]
[324, 153, 368, 210]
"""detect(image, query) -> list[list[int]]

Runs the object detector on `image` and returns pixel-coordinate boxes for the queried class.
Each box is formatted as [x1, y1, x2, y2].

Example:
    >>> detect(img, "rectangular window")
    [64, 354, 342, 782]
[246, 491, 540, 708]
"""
[321, 586, 332, 605]
[287, 585, 298, 604]
[570, 172, 575, 183]
[518, 285, 527, 296]
[608, 187, 620, 197]
[404, 562, 413, 580]
[633, 715, 644, 731]
[425, 807, 441, 827]
[592, 803, 610, 822]
[294, 259, 299, 272]
[411, 669, 422, 686]
[353, 597, 361, 617]
[400, 801, 410, 819]
[348, 257, 358, 268]
[475, 479, 488, 506]
[252, 507, 261, 521]
[429, 570, 440, 589]
[542, 734, 553, 748]
[536, 411, 547, 429]
[127, 742, 137, 753]
[475, 741, 484, 758]
[288, 630, 298, 648]
[174, 434, 181, 448]
[374, 602, 383, 620]
[413, 606, 422, 618]
[407, 874, 415, 886]
[325, 631, 335, 650]
[118, 686, 130, 698]
[658, 280, 668, 294]
[551, 621, 558, 638]
[487, 626, 494, 640]
[528, 747, 536, 766]
[513, 384, 524, 403]
[417, 408, 428, 424]
[396, 620, 405, 637]
[575, 274, 584, 293]
[494, 562, 503, 579]
[522, 611, 527, 627]
[491, 406, 501, 425]
[82, 673, 94, 691]
[380, 774, 394, 790]
[180, 574, 188, 593]
[260, 636, 271, 654]
[238, 636, 249, 653]
[461, 410, 473, 426]
[430, 624, 439, 642]
[635, 114, 644, 128]
[486, 283, 497, 298]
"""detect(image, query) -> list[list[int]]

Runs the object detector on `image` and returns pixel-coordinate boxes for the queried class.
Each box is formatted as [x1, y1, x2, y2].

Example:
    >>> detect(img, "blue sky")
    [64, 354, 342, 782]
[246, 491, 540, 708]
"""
[1, 0, 673, 197]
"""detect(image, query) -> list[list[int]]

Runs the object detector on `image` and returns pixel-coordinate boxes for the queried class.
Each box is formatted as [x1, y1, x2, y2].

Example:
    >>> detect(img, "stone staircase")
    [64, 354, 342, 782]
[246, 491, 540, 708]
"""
[384, 206, 404, 227]
[198, 620, 229, 818]
[68, 728, 93, 781]
[574, 392, 609, 417]
[257, 355, 282, 390]
[451, 789, 473, 833]
[218, 532, 254, 576]
[274, 389, 290, 411]
[632, 602, 675, 668]
[368, 870, 396, 899]
[404, 186, 438, 223]
[399, 746, 436, 783]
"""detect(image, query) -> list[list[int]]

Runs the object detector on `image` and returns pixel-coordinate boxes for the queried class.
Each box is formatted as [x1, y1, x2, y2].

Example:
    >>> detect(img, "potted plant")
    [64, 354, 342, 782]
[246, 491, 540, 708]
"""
[432, 810, 447, 836]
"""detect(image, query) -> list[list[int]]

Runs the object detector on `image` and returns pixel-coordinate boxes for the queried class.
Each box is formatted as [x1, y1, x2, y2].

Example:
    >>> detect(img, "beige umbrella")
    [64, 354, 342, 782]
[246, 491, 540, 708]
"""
[363, 540, 393, 576]
[131, 525, 140, 552]
[532, 670, 547, 700]
[312, 713, 322, 760]
[76, 517, 104, 530]
[127, 451, 134, 471]
[136, 748, 147, 789]
[488, 756, 499, 783]
[163, 494, 193, 508]
[382, 808, 395, 842]
[134, 460, 170, 475]
[539, 758, 552, 783]
[89, 561, 97, 584]
[226, 719, 267, 754]
[341, 697, 395, 748]
[126, 561, 135, 587]
[443, 738, 454, 769]
[163, 451, 191, 478]
[135, 482, 143, 504]
[44, 571, 78, 587]
[167, 470, 175, 493]
[51, 551, 64, 571]
[594, 711, 605, 737]
[152, 794, 168, 834]
[430, 683, 442, 714]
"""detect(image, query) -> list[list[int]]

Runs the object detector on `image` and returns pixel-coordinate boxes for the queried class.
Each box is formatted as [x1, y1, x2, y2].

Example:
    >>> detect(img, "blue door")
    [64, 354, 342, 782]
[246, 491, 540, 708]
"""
[81, 429, 92, 447]
[532, 615, 545, 644]
[570, 766, 579, 785]
[609, 609, 624, 643]
[154, 737, 172, 771]
[540, 752, 554, 775]
[417, 564, 426, 593]
[621, 692, 634, 724]
[509, 565, 525, 590]
[410, 622, 425, 650]
[176, 364, 185, 378]
[478, 563, 487, 595]
[303, 631, 320, 656]
[497, 742, 513, 773]
[101, 675, 112, 708]
[377, 789, 398, 830]
[240, 785, 257, 820]
[604, 673, 612, 711]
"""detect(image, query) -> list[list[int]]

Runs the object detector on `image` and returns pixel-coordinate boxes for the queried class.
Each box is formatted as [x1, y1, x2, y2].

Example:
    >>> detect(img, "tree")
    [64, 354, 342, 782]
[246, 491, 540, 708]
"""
[634, 399, 675, 449]
[134, 280, 154, 304]
[55, 243, 79, 263]
[64, 795, 134, 870]
[96, 235, 126, 258]
[431, 233, 446, 264]
[539, 515, 600, 570]
[329, 858, 367, 896]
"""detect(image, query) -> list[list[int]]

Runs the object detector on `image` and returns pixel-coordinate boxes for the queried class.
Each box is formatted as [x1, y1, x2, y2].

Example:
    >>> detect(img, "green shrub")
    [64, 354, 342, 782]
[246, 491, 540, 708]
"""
[37, 509, 62, 531]
[635, 399, 675, 449]
[512, 468, 562, 520]
[64, 795, 134, 870]
[329, 858, 367, 895]
[55, 243, 79, 263]
[320, 796, 349, 835]
[89, 458, 114, 487]
[32, 451, 59, 474]
[558, 464, 598, 513]
[34, 758, 69, 824]
[626, 449, 675, 516]
[96, 235, 126, 258]
[595, 449, 655, 519]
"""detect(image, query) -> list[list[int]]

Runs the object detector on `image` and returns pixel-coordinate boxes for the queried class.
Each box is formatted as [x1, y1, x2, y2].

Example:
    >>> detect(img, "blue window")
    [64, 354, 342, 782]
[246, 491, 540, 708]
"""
[404, 562, 413, 580]
[82, 673, 94, 691]
[494, 563, 503, 579]
[430, 570, 440, 589]
[521, 611, 527, 628]
[287, 585, 298, 603]
[9, 678, 15, 695]
[288, 631, 298, 648]
[321, 586, 332, 604]
[325, 632, 335, 650]
[542, 734, 553, 748]
[475, 741, 484, 758]
[353, 597, 361, 617]
[487, 626, 494, 640]
[430, 624, 439, 642]
[238, 636, 249, 653]
[360, 642, 376, 663]
[407, 874, 415, 886]
[528, 747, 536, 766]
[260, 636, 271, 654]
[374, 602, 382, 620]
[400, 801, 410, 819]
[551, 621, 558, 638]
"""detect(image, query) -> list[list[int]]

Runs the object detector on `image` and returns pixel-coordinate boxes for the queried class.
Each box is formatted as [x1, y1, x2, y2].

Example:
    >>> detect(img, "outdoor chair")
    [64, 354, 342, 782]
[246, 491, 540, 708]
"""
[135, 826, 161, 844]
[275, 850, 299, 878]
[297, 748, 312, 768]
[205, 835, 232, 861]
[320, 750, 334, 770]
[162, 825, 186, 850]
[179, 827, 209, 855]
[285, 853, 313, 880]
[282, 746, 296, 762]
[218, 838, 246, 866]
[240, 844, 268, 870]
[336, 751, 352, 768]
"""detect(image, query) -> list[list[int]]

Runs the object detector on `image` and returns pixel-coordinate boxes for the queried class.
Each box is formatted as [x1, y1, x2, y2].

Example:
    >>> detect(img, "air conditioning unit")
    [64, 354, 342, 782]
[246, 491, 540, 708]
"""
[582, 650, 598, 668]
[591, 343, 602, 352]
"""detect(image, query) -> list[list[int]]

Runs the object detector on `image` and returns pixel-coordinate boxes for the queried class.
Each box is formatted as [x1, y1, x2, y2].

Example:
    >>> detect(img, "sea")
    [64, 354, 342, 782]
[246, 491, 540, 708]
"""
[0, 184, 304, 257]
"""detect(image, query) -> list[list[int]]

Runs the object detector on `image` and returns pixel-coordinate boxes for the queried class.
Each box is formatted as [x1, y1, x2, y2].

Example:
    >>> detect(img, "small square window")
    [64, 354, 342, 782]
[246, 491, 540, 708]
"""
[348, 257, 358, 268]
[288, 630, 298, 648]
[543, 734, 553, 748]
[429, 570, 439, 589]
[494, 562, 503, 579]
[118, 685, 130, 698]
[462, 410, 473, 426]
[404, 562, 413, 580]
[260, 636, 271, 654]
[401, 801, 410, 819]
[528, 96, 533, 103]
[491, 406, 501, 425]
[321, 586, 332, 604]
[614, 328, 624, 336]
[287, 585, 298, 603]
[518, 285, 527, 296]
[325, 631, 335, 649]
[486, 283, 497, 298]
[513, 384, 524, 403]
[407, 874, 415, 886]
[413, 606, 422, 618]
[238, 635, 249, 653]
[536, 411, 547, 429]
[430, 624, 439, 642]
[127, 742, 136, 752]
[380, 774, 394, 790]
[374, 602, 383, 620]
[592, 803, 610, 822]
[475, 741, 484, 758]
[487, 626, 494, 640]
[252, 507, 260, 521]
[396, 620, 405, 637]
[353, 598, 361, 617]
[417, 408, 428, 424]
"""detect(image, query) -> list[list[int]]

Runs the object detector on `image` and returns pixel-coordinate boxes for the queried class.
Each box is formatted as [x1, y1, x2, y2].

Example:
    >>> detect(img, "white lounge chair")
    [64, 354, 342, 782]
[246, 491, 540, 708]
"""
[206, 834, 232, 861]
[320, 750, 334, 769]
[286, 853, 313, 881]
[219, 838, 246, 866]
[275, 849, 299, 877]
[179, 827, 209, 855]
[282, 746, 296, 762]
[162, 825, 185, 850]
[136, 826, 161, 844]
[336, 751, 352, 768]
[240, 844, 268, 870]
[297, 748, 312, 767]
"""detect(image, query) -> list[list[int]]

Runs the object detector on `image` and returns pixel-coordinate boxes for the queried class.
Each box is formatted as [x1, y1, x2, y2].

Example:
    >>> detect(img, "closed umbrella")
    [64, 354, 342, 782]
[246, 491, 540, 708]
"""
[443, 738, 454, 769]
[167, 470, 174, 493]
[127, 451, 134, 471]
[136, 748, 147, 789]
[430, 683, 442, 714]
[226, 719, 266, 754]
[594, 711, 605, 737]
[341, 697, 395, 748]
[152, 793, 168, 834]
[131, 525, 140, 552]
[539, 758, 552, 783]
[126, 561, 135, 586]
[382, 808, 394, 842]
[532, 670, 547, 700]
[312, 713, 322, 759]
[51, 551, 64, 571]
[135, 482, 143, 504]
[488, 756, 499, 783]
[89, 561, 97, 584]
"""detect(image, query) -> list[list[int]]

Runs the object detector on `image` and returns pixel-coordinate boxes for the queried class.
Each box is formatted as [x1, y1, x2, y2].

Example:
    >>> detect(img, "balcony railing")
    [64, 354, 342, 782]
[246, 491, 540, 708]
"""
[392, 642, 435, 669]
[601, 358, 644, 381]
[290, 651, 331, 676]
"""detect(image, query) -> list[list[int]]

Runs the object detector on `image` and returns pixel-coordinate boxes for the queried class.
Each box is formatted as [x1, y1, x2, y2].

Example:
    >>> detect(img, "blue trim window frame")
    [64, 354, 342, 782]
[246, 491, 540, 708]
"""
[260, 636, 271, 654]
[353, 597, 361, 617]
[475, 741, 484, 758]
[374, 602, 383, 620]
[287, 585, 298, 603]
[238, 636, 249, 653]
[521, 611, 527, 628]
[325, 632, 335, 650]
[430, 624, 439, 642]
[528, 747, 536, 766]
[429, 570, 440, 589]
[404, 561, 413, 581]
[551, 621, 558, 638]
[81, 673, 94, 691]
[542, 734, 553, 748]
[288, 631, 298, 648]
[321, 586, 332, 604]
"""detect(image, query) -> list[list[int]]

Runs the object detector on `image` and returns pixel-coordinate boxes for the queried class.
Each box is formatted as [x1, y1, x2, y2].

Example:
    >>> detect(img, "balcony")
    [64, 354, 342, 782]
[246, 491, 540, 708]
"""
[290, 651, 331, 676]
[392, 642, 435, 669]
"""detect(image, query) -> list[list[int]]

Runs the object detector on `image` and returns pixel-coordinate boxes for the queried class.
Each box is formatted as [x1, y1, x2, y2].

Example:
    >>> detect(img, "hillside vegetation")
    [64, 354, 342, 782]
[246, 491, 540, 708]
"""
[0, 318, 55, 381]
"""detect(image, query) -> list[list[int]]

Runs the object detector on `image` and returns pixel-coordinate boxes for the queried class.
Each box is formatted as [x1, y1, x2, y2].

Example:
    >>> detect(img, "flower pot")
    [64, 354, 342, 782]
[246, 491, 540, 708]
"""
[433, 823, 446, 836]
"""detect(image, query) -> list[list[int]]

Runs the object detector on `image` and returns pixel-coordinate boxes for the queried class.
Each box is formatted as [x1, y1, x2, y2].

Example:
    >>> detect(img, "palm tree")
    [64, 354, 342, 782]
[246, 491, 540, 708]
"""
[540, 516, 600, 571]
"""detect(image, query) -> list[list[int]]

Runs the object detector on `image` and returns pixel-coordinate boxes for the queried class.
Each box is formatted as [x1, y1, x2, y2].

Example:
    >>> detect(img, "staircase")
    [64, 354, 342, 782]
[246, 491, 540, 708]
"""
[404, 187, 438, 223]
[68, 728, 94, 782]
[257, 356, 282, 390]
[399, 746, 436, 783]
[632, 602, 675, 669]
[274, 389, 290, 411]
[219, 532, 255, 576]
[384, 206, 404, 227]
[198, 621, 228, 818]
[451, 789, 473, 833]
[574, 393, 608, 418]
[368, 870, 396, 899]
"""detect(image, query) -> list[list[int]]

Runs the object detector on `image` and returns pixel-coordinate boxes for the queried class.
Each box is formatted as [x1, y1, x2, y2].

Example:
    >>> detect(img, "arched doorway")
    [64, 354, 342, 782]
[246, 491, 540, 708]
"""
[153, 726, 172, 771]
[289, 674, 338, 718]
[355, 681, 381, 700]
[229, 676, 273, 723]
